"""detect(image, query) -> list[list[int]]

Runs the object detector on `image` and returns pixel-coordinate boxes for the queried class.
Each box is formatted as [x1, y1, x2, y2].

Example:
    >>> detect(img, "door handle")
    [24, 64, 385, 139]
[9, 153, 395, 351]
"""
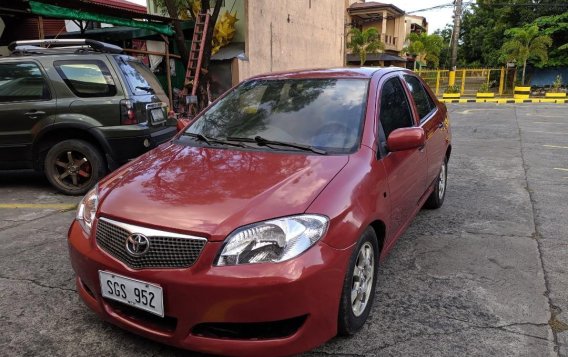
[24, 110, 46, 119]
[437, 122, 444, 129]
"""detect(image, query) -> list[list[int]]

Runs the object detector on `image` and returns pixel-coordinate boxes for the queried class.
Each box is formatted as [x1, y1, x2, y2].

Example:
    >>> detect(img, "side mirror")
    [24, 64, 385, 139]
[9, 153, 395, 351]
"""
[387, 127, 425, 152]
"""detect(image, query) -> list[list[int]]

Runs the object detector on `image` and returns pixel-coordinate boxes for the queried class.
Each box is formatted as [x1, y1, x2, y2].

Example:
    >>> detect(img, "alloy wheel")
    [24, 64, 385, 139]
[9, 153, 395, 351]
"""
[351, 241, 375, 317]
[53, 150, 92, 189]
[438, 161, 447, 200]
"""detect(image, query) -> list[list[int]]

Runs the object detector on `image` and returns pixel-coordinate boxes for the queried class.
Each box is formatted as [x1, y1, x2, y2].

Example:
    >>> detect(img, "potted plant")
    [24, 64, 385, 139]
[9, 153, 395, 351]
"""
[443, 85, 461, 99]
[476, 82, 494, 98]
[545, 75, 566, 98]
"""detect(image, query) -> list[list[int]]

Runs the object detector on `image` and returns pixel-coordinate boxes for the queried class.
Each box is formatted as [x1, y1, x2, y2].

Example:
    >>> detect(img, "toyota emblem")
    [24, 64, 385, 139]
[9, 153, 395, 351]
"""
[125, 233, 150, 256]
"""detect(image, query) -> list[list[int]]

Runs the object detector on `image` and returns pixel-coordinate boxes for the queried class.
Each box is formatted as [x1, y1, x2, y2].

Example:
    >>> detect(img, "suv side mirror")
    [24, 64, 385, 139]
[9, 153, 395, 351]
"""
[387, 127, 425, 152]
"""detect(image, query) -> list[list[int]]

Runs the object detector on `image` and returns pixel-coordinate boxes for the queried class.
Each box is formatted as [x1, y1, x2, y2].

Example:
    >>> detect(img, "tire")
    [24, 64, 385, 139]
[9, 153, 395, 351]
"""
[44, 139, 106, 195]
[338, 227, 379, 336]
[424, 158, 448, 209]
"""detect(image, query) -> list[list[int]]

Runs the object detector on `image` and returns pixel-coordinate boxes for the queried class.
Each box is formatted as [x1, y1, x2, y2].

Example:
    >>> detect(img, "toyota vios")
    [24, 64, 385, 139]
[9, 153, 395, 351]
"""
[68, 68, 451, 356]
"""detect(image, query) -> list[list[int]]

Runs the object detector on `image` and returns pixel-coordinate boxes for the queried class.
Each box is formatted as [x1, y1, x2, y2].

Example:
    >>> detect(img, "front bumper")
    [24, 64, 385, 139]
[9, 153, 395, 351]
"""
[68, 219, 351, 357]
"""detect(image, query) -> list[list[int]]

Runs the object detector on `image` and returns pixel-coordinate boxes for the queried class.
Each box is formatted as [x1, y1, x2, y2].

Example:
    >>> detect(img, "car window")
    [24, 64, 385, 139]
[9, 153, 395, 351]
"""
[54, 60, 116, 98]
[379, 77, 414, 138]
[185, 78, 369, 154]
[116, 59, 166, 96]
[403, 75, 435, 121]
[0, 62, 50, 102]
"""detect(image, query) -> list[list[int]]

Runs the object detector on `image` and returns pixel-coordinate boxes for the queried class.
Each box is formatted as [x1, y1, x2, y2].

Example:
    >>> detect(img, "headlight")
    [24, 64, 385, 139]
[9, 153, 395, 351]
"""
[215, 214, 329, 266]
[76, 185, 99, 236]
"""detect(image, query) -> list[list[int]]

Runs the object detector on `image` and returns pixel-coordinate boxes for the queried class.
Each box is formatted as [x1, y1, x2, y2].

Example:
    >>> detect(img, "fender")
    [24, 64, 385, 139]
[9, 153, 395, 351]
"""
[306, 146, 391, 251]
[32, 120, 119, 170]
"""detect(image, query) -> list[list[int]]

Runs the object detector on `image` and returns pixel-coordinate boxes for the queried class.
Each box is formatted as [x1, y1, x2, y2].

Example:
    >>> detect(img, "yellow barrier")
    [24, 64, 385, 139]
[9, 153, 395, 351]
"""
[416, 68, 509, 97]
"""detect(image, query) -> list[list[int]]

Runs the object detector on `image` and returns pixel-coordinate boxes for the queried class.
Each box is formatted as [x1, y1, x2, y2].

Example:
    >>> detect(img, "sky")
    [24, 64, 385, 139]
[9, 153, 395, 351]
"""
[386, 0, 456, 32]
[126, 0, 455, 33]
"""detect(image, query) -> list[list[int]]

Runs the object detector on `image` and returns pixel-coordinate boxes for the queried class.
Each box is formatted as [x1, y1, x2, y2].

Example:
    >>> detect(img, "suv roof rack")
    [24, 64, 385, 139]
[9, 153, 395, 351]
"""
[8, 39, 123, 54]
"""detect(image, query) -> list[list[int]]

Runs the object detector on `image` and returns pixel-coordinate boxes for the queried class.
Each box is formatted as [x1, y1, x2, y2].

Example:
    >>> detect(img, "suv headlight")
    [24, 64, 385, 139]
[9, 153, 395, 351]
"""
[215, 215, 329, 266]
[76, 185, 99, 236]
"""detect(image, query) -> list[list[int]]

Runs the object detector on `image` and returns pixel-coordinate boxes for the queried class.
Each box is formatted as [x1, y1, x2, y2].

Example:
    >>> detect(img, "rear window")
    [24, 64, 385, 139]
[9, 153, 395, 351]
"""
[54, 60, 116, 97]
[116, 58, 165, 96]
[0, 62, 50, 102]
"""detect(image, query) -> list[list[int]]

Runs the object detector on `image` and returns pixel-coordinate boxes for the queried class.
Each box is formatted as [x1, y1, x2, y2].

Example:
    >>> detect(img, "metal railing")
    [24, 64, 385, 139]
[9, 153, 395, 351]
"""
[416, 68, 514, 97]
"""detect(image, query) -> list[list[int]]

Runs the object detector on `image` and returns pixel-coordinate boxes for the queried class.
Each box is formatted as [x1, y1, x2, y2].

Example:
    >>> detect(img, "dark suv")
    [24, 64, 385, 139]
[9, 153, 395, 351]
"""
[0, 39, 177, 195]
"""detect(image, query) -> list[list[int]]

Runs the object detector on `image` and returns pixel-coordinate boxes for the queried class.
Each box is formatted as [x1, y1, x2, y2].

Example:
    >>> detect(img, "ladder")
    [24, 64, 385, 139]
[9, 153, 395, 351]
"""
[182, 11, 211, 115]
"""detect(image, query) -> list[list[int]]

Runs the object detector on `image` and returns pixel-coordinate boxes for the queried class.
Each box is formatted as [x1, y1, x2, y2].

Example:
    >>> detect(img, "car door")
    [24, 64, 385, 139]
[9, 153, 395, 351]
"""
[377, 76, 428, 240]
[53, 57, 123, 127]
[402, 74, 447, 186]
[0, 61, 56, 168]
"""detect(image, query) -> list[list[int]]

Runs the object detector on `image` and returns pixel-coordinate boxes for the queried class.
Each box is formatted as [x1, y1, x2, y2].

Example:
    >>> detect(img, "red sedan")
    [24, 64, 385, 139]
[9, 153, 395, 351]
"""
[68, 67, 451, 356]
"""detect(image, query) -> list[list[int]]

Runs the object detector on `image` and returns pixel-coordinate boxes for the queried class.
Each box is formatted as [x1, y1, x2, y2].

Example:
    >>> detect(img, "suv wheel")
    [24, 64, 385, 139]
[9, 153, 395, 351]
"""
[44, 139, 105, 195]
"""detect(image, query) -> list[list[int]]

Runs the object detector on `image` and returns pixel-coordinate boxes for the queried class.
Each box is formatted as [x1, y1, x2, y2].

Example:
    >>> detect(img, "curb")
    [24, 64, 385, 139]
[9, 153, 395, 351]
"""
[438, 98, 568, 104]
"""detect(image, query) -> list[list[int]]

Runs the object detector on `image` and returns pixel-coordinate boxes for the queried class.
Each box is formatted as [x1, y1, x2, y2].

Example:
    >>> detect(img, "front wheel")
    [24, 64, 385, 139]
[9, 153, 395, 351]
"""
[424, 158, 447, 209]
[338, 227, 379, 335]
[44, 139, 106, 195]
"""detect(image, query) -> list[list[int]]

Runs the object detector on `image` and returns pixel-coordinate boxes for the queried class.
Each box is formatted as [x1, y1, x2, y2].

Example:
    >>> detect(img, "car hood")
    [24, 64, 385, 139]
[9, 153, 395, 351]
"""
[98, 143, 348, 241]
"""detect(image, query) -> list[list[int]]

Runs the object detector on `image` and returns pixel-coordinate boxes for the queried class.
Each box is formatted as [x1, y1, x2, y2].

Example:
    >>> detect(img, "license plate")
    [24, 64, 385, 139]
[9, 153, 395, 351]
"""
[99, 271, 164, 317]
[151, 108, 165, 123]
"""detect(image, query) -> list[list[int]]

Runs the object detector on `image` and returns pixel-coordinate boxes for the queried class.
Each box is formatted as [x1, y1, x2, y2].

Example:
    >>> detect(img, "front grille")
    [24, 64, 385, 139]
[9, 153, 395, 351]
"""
[191, 315, 308, 340]
[96, 218, 207, 269]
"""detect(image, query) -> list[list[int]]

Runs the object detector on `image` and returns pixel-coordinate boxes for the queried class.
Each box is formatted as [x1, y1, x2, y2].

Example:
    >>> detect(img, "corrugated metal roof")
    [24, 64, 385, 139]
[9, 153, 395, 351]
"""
[346, 53, 407, 63]
[211, 42, 245, 61]
[348, 1, 405, 15]
[91, 0, 146, 14]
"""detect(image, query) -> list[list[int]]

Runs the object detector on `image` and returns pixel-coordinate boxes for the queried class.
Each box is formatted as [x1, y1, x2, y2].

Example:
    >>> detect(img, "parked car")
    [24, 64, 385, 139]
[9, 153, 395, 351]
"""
[0, 39, 177, 195]
[68, 67, 451, 356]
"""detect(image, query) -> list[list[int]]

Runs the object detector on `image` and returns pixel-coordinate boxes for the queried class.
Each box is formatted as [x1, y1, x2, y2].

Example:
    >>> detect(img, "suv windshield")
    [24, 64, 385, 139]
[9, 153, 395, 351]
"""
[185, 78, 369, 154]
[116, 58, 166, 96]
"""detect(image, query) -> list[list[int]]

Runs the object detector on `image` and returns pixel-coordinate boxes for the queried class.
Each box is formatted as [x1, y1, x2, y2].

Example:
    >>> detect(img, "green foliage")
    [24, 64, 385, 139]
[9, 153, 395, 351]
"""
[404, 32, 444, 68]
[499, 24, 552, 85]
[550, 75, 563, 93]
[432, 25, 452, 68]
[459, 1, 568, 67]
[347, 28, 385, 66]
[445, 85, 460, 94]
[478, 82, 490, 93]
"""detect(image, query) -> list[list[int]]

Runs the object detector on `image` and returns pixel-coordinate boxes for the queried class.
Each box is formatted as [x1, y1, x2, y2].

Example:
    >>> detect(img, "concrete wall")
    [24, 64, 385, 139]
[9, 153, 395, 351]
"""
[236, 0, 349, 80]
[0, 17, 7, 57]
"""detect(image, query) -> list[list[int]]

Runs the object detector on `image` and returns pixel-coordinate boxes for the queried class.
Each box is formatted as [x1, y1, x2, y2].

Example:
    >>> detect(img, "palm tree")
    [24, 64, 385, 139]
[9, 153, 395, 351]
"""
[500, 24, 552, 85]
[347, 28, 385, 66]
[404, 32, 444, 70]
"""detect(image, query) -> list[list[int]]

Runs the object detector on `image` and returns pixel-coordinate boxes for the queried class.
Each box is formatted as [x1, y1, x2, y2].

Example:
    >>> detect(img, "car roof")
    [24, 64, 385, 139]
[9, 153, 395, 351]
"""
[248, 67, 410, 80]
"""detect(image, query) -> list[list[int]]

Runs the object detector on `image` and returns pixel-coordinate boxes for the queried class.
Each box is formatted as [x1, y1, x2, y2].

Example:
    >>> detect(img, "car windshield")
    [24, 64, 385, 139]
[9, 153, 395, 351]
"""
[184, 78, 369, 154]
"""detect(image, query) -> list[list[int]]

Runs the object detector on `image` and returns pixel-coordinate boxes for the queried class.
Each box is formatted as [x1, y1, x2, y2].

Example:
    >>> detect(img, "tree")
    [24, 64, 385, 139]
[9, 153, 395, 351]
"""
[532, 12, 568, 67]
[433, 25, 452, 68]
[153, 0, 223, 110]
[500, 24, 552, 85]
[404, 32, 444, 69]
[347, 28, 384, 66]
[459, 0, 568, 67]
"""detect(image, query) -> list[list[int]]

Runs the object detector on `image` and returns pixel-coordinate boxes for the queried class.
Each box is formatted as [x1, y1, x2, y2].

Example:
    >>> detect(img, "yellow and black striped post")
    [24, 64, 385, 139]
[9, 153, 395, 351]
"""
[514, 86, 531, 100]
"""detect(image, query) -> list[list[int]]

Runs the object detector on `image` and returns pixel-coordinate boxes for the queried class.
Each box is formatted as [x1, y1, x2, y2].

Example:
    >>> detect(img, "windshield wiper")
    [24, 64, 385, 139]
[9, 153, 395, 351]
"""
[182, 133, 246, 148]
[136, 86, 155, 93]
[226, 136, 327, 155]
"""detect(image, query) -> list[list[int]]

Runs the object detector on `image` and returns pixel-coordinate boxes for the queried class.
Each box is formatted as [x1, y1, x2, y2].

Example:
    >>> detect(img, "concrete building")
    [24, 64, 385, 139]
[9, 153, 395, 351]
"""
[148, 0, 357, 95]
[346, 1, 428, 68]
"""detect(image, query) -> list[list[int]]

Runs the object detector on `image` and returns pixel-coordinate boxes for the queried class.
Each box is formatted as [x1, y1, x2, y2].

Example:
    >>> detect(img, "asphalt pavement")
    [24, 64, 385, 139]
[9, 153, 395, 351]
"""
[0, 103, 567, 357]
